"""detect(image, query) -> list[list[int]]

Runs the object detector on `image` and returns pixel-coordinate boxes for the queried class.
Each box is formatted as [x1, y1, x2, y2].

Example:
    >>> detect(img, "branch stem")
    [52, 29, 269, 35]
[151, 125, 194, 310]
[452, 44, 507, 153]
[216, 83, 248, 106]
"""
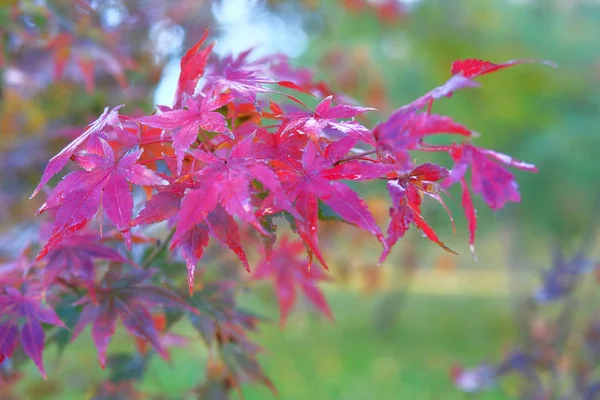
[142, 228, 176, 268]
[335, 149, 377, 165]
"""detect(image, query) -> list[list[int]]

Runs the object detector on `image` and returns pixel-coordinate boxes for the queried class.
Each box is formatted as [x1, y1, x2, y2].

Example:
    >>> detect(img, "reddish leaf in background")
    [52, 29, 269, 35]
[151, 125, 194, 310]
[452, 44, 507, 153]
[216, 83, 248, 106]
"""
[134, 312, 189, 357]
[0, 247, 33, 287]
[70, 267, 197, 368]
[283, 95, 376, 145]
[31, 105, 124, 199]
[442, 144, 537, 250]
[138, 91, 234, 174]
[47, 33, 132, 93]
[252, 236, 332, 325]
[451, 58, 558, 79]
[383, 163, 455, 260]
[40, 232, 129, 301]
[36, 142, 167, 260]
[0, 287, 65, 379]
[275, 138, 388, 268]
[173, 29, 214, 109]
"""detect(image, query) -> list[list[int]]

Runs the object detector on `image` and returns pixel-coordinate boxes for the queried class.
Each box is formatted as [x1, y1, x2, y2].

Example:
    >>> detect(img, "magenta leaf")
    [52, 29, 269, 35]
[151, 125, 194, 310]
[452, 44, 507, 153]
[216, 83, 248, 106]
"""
[442, 144, 537, 250]
[70, 267, 197, 368]
[41, 232, 129, 301]
[139, 91, 234, 174]
[374, 109, 472, 168]
[283, 95, 376, 144]
[0, 287, 65, 379]
[36, 144, 167, 259]
[275, 138, 388, 267]
[31, 105, 124, 199]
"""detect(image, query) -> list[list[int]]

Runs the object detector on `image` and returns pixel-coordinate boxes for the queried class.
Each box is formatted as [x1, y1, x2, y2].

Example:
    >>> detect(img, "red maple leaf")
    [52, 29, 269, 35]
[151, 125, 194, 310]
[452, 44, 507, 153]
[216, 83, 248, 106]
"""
[31, 105, 124, 199]
[384, 163, 456, 260]
[70, 266, 197, 368]
[451, 58, 557, 79]
[252, 236, 332, 325]
[442, 144, 537, 251]
[0, 286, 65, 379]
[275, 138, 389, 268]
[36, 141, 167, 259]
[173, 29, 215, 109]
[138, 91, 234, 174]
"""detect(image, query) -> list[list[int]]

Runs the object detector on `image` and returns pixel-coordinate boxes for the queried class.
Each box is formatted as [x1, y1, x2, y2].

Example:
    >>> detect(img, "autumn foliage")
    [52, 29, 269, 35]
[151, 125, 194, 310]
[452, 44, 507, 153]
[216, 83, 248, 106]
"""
[1, 23, 554, 396]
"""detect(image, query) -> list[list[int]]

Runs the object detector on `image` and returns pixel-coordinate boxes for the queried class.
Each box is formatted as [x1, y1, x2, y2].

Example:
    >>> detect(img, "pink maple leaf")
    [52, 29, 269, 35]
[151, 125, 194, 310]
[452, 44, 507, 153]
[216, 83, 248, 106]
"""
[36, 141, 167, 259]
[138, 91, 234, 174]
[283, 95, 376, 144]
[442, 144, 537, 251]
[31, 105, 124, 199]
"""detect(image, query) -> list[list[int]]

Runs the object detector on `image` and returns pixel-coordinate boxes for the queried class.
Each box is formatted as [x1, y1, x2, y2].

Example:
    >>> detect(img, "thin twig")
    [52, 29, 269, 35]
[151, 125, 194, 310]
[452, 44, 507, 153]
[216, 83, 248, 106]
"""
[334, 149, 377, 165]
[141, 228, 176, 268]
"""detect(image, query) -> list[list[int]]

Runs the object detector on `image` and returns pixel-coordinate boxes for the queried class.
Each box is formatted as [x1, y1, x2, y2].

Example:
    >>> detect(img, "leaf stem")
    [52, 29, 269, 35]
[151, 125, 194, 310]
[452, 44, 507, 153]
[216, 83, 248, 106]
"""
[142, 228, 176, 268]
[335, 149, 377, 165]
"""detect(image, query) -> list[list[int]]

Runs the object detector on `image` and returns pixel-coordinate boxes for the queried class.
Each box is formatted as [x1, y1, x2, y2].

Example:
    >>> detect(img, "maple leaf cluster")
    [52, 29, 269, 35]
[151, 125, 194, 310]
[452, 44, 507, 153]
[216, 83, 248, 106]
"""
[0, 27, 554, 394]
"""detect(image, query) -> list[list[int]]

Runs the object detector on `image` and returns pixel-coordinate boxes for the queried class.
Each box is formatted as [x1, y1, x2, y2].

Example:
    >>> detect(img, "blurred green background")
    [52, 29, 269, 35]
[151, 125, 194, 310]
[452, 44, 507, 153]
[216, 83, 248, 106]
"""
[3, 0, 600, 399]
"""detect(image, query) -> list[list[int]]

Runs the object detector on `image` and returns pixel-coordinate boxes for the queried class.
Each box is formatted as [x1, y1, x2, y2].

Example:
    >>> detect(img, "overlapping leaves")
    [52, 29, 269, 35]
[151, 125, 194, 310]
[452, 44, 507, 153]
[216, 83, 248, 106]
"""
[22, 30, 552, 389]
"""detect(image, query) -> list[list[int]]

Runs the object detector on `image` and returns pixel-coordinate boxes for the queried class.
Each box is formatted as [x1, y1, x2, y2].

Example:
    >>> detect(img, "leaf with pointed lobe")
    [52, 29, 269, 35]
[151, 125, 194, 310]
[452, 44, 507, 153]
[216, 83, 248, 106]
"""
[442, 144, 537, 250]
[211, 65, 277, 111]
[31, 105, 124, 199]
[36, 144, 167, 260]
[173, 29, 214, 108]
[374, 108, 472, 168]
[0, 287, 65, 379]
[382, 163, 455, 261]
[283, 95, 376, 144]
[252, 236, 332, 326]
[70, 267, 197, 369]
[451, 58, 557, 79]
[252, 126, 308, 169]
[40, 232, 128, 301]
[139, 92, 233, 174]
[177, 134, 295, 240]
[442, 144, 537, 208]
[168, 136, 294, 285]
[275, 138, 387, 268]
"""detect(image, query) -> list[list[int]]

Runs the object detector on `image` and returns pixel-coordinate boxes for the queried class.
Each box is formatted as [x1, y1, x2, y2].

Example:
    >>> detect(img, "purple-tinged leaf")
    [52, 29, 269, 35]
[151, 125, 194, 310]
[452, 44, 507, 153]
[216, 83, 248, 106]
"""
[31, 105, 124, 199]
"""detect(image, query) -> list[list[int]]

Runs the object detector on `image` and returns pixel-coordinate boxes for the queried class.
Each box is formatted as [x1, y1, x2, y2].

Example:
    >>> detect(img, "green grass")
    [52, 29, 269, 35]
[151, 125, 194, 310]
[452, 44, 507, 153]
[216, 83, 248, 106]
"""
[17, 289, 516, 400]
